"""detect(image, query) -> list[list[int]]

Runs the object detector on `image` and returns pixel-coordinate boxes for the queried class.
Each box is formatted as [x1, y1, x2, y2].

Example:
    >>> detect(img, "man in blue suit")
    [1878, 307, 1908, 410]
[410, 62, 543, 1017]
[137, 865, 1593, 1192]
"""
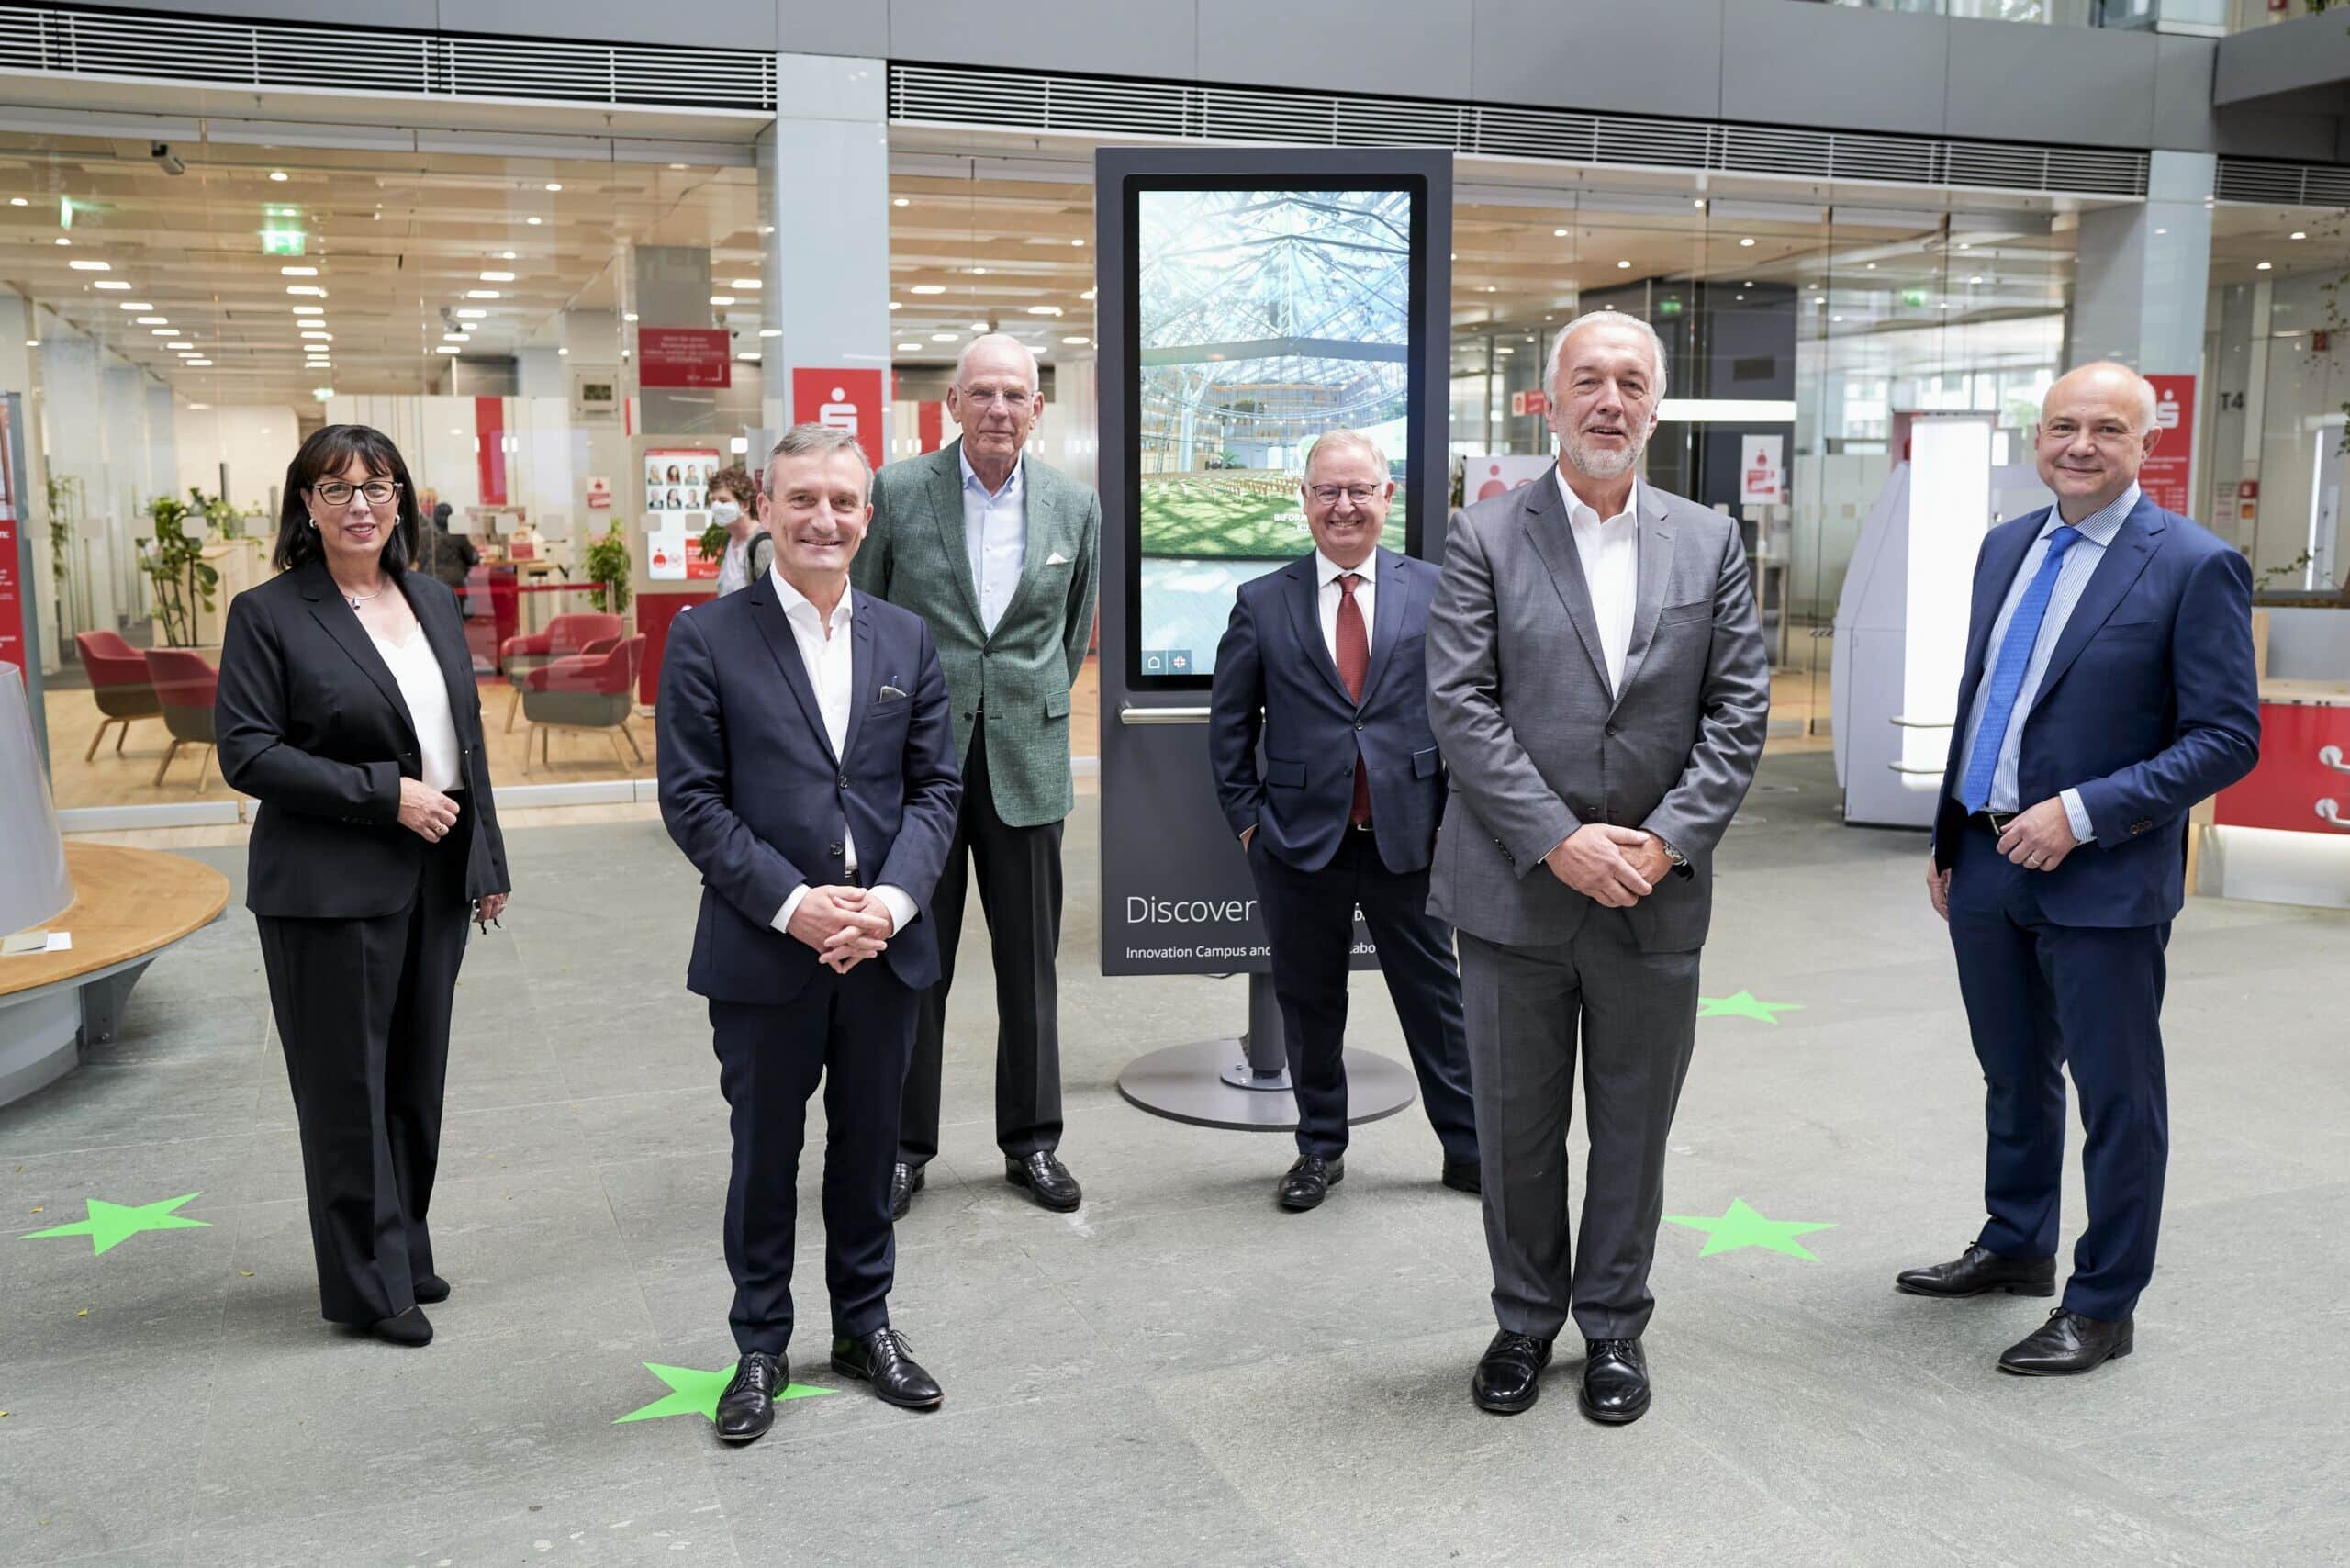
[658, 425, 962, 1442]
[1902, 363, 2260, 1375]
[1208, 430, 1479, 1211]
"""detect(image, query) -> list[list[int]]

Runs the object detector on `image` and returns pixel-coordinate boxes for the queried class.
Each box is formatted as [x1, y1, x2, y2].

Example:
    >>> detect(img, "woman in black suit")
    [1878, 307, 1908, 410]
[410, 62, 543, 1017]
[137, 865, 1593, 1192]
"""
[216, 424, 511, 1349]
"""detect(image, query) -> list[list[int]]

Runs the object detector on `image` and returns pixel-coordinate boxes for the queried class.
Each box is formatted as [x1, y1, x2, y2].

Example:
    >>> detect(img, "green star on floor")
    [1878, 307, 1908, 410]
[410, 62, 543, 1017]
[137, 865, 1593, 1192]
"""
[1696, 991, 1804, 1024]
[1664, 1198, 1836, 1260]
[18, 1193, 211, 1255]
[614, 1362, 835, 1425]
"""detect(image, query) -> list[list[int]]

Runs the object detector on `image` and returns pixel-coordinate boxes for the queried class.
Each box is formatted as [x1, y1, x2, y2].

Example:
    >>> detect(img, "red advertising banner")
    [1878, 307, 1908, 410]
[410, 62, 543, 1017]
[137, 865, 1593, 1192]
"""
[0, 398, 24, 679]
[2143, 374, 2195, 518]
[638, 327, 733, 389]
[791, 368, 886, 470]
[474, 396, 508, 505]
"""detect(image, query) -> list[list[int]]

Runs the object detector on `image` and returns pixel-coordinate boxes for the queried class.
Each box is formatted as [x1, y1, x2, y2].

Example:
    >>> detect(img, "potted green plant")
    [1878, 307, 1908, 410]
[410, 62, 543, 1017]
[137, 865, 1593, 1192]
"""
[698, 519, 729, 566]
[584, 520, 633, 618]
[137, 493, 218, 648]
[187, 486, 245, 542]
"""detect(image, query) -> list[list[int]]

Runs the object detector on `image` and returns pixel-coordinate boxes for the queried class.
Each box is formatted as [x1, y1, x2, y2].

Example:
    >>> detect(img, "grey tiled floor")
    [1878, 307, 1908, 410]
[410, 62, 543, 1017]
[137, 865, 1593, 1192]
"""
[5, 751, 2344, 1566]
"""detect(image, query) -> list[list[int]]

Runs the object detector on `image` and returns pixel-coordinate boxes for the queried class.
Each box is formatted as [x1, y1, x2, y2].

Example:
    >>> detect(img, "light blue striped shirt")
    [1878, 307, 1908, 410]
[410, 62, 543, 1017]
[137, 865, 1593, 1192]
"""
[1953, 482, 2141, 839]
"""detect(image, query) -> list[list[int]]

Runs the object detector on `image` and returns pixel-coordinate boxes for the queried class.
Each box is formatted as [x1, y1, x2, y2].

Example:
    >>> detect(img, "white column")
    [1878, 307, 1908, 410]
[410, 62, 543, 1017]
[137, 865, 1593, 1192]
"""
[2067, 151, 2214, 379]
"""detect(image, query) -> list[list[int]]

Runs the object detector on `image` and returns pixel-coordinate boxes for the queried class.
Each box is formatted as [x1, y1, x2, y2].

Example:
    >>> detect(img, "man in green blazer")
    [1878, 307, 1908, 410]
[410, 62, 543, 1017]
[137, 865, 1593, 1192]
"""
[853, 333, 1102, 1216]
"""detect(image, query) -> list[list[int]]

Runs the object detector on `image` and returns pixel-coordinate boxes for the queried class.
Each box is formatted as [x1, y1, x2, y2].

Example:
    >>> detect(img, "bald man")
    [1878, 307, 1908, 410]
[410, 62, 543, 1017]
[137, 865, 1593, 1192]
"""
[1905, 363, 2260, 1376]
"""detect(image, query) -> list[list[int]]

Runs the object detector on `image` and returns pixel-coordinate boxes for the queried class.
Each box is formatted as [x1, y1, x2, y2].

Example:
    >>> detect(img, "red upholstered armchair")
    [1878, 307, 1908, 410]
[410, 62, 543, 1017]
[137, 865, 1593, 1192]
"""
[499, 610, 621, 731]
[75, 630, 162, 761]
[142, 648, 220, 790]
[520, 633, 646, 772]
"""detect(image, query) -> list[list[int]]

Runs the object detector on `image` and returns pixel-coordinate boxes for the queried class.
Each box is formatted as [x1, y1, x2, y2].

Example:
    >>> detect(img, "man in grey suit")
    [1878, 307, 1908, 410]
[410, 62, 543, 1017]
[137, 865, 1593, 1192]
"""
[854, 332, 1102, 1217]
[1427, 309, 1770, 1424]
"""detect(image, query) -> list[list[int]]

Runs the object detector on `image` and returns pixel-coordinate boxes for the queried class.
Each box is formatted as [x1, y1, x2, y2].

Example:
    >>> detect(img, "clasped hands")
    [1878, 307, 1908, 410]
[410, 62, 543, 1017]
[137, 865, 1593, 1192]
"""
[788, 885, 893, 974]
[1544, 823, 1675, 909]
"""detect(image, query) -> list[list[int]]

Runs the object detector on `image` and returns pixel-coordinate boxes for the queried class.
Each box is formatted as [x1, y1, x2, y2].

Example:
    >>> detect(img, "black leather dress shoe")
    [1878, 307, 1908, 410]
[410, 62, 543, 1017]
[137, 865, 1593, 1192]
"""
[369, 1305, 433, 1347]
[1005, 1151, 1081, 1213]
[413, 1273, 451, 1305]
[716, 1350, 785, 1443]
[890, 1162, 923, 1221]
[1895, 1244, 2056, 1298]
[1277, 1155, 1343, 1211]
[1579, 1338, 1651, 1425]
[830, 1327, 944, 1409]
[1998, 1308, 2134, 1376]
[1471, 1330, 1552, 1415]
[1440, 1159, 1481, 1195]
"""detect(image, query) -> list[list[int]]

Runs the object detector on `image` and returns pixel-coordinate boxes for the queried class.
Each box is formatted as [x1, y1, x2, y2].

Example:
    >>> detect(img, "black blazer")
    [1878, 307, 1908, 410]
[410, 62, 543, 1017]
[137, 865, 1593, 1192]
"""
[217, 557, 510, 919]
[655, 574, 960, 1006]
[1209, 548, 1448, 875]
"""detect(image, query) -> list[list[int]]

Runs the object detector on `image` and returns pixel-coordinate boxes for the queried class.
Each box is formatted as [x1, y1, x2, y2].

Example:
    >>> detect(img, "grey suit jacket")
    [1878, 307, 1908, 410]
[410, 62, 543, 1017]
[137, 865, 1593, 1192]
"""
[853, 439, 1102, 829]
[1426, 474, 1770, 953]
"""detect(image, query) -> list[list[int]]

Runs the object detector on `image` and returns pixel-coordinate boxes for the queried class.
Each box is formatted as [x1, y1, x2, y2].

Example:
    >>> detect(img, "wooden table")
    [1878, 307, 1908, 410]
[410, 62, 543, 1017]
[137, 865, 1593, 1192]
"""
[0, 844, 230, 1105]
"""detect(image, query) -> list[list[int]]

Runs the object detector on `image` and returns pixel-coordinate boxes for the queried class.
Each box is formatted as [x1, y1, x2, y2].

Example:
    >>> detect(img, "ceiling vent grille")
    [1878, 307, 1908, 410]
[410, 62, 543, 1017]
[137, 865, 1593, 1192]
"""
[891, 63, 2149, 200]
[2216, 157, 2350, 209]
[0, 4, 776, 108]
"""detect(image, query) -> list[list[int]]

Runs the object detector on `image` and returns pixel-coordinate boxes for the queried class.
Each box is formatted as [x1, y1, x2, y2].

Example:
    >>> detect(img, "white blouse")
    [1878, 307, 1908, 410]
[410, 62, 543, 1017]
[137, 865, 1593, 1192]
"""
[370, 628, 464, 793]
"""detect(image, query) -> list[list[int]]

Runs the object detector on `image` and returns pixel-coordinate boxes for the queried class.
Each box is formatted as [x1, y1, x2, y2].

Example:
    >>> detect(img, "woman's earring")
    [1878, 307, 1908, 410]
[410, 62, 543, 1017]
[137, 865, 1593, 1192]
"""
[308, 516, 319, 530]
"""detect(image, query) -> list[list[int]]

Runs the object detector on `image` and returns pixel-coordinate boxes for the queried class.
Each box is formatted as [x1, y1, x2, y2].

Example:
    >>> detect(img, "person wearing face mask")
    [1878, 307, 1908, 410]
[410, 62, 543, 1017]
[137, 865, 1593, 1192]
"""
[708, 465, 759, 597]
[214, 424, 511, 1350]
[1427, 310, 1770, 1424]
[657, 424, 962, 1444]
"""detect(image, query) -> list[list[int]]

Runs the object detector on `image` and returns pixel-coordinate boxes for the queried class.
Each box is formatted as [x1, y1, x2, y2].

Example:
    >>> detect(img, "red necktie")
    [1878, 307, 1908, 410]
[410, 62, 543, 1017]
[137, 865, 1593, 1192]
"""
[1337, 573, 1371, 826]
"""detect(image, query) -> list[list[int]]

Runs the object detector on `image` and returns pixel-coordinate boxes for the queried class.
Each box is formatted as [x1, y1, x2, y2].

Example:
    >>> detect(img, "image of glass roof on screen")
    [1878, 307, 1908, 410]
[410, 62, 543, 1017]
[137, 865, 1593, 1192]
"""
[1137, 188, 1411, 454]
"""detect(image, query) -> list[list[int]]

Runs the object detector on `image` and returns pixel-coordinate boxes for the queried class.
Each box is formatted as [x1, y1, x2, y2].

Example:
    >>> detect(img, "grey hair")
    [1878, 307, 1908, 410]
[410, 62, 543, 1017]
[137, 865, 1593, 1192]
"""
[1546, 308, 1668, 403]
[767, 422, 873, 498]
[954, 331, 1041, 392]
[1303, 428, 1390, 481]
[2048, 361, 2158, 431]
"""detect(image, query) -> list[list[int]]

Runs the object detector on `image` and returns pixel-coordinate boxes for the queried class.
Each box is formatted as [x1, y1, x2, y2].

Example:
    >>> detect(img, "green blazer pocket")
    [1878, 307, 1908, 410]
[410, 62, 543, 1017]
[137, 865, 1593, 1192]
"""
[1044, 688, 1071, 719]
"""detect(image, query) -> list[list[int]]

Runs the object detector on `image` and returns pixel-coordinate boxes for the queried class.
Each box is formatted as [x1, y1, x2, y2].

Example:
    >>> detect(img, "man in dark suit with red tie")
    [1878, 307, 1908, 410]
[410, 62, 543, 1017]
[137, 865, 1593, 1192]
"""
[1208, 430, 1479, 1211]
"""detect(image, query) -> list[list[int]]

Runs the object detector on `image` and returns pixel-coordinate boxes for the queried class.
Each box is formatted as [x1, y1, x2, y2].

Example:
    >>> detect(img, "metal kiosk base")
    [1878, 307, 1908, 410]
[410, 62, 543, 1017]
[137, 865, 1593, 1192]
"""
[1116, 971, 1419, 1132]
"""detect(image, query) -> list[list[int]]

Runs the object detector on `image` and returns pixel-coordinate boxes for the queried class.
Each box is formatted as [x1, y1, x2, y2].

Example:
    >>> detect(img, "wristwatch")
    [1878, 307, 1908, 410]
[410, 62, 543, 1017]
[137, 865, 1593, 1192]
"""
[1660, 840, 1689, 871]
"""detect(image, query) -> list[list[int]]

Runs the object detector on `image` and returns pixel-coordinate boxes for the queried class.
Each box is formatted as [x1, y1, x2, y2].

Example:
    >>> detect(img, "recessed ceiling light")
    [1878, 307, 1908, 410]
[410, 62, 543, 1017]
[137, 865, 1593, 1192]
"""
[1832, 316, 1844, 323]
[736, 351, 760, 362]
[282, 265, 317, 276]
[1969, 275, 1983, 284]
[1080, 288, 1096, 301]
[1864, 263, 1876, 270]
[730, 278, 761, 289]
[929, 332, 958, 342]
[709, 296, 735, 306]
[479, 271, 514, 282]
[22, 339, 36, 347]
[498, 251, 517, 260]
[543, 182, 562, 192]
[1739, 237, 1755, 248]
[557, 347, 568, 356]
[892, 196, 910, 207]
[456, 308, 487, 319]
[287, 285, 325, 296]
[2290, 230, 2308, 241]
[968, 321, 988, 331]
[292, 306, 323, 315]
[2257, 261, 2273, 270]
[6, 198, 22, 207]
[185, 358, 211, 365]
[621, 311, 637, 321]
[1617, 260, 1631, 270]
[1026, 306, 1063, 316]
[897, 341, 923, 352]
[137, 316, 167, 325]
[760, 328, 781, 337]
[53, 237, 69, 246]
[1553, 229, 1569, 238]
[94, 280, 130, 290]
[466, 290, 499, 299]
[301, 330, 332, 340]
[150, 328, 175, 336]
[526, 217, 542, 226]
[68, 259, 108, 271]
[1956, 241, 1970, 250]
[435, 345, 461, 354]
[443, 332, 468, 342]
[165, 340, 190, 349]
[888, 301, 901, 311]
[910, 285, 945, 295]
[670, 162, 688, 171]
[119, 302, 152, 311]
[970, 267, 989, 276]
[269, 170, 287, 182]
[1061, 336, 1090, 346]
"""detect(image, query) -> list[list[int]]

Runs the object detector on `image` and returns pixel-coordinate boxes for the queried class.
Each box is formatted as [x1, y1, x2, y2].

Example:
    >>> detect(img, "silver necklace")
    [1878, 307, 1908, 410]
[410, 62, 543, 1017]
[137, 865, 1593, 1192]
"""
[342, 581, 387, 610]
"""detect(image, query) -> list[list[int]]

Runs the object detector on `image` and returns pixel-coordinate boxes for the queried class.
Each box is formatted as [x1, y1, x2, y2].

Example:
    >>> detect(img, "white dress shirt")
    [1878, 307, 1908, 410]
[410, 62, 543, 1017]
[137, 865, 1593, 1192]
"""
[1555, 468, 1641, 695]
[764, 566, 917, 940]
[1953, 483, 2139, 844]
[961, 448, 1027, 635]
[369, 627, 463, 792]
[1314, 548, 1379, 675]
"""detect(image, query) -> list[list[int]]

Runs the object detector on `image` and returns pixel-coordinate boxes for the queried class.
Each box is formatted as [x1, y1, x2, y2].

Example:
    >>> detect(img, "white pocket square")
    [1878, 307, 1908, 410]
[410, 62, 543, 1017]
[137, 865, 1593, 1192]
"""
[1046, 551, 1070, 566]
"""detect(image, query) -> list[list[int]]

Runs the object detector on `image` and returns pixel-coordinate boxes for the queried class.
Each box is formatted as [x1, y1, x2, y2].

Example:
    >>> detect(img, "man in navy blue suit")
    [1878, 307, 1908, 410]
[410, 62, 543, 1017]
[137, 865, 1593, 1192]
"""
[658, 424, 962, 1443]
[1901, 363, 2260, 1376]
[1208, 430, 1479, 1212]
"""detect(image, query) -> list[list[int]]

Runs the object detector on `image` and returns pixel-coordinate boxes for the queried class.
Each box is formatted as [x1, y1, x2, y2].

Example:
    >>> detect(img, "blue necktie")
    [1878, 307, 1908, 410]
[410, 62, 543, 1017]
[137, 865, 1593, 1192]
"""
[1960, 524, 2083, 814]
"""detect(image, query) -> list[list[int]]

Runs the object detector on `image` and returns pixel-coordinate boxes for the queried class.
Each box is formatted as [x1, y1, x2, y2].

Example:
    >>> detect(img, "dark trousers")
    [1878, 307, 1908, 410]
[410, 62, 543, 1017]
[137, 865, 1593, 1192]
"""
[1457, 919, 1700, 1342]
[254, 827, 469, 1325]
[711, 958, 918, 1356]
[1947, 824, 2171, 1321]
[1248, 830, 1478, 1164]
[899, 722, 1063, 1167]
